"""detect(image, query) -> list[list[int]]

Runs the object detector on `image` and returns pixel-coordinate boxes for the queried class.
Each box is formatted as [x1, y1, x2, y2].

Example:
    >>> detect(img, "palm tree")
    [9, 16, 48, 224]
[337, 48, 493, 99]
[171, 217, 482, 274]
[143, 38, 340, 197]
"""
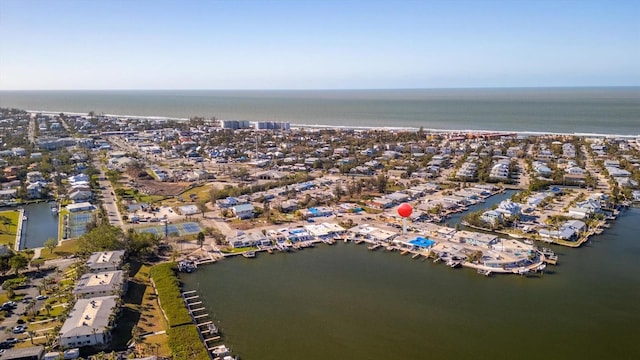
[27, 330, 36, 344]
[44, 303, 53, 317]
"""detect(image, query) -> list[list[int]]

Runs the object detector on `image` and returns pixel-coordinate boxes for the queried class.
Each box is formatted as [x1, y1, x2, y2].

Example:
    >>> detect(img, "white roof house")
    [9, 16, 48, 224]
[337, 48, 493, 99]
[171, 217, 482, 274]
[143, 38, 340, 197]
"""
[66, 202, 95, 212]
[59, 296, 118, 348]
[73, 271, 126, 299]
[86, 251, 125, 273]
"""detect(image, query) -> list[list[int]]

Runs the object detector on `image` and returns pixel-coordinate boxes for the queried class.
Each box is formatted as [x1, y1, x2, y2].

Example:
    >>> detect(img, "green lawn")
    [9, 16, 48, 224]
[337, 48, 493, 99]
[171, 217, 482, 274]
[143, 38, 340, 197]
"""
[0, 209, 20, 247]
[221, 246, 259, 253]
[38, 239, 79, 260]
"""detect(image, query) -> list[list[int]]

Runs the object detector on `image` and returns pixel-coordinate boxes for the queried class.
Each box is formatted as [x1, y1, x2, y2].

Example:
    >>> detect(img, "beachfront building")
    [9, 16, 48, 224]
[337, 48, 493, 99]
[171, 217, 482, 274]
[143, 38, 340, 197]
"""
[73, 271, 127, 299]
[58, 296, 118, 348]
[86, 250, 125, 273]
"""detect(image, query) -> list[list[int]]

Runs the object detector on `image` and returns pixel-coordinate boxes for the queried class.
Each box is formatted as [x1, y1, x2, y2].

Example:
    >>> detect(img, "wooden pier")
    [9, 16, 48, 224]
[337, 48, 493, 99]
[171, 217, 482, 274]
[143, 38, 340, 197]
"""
[182, 290, 237, 359]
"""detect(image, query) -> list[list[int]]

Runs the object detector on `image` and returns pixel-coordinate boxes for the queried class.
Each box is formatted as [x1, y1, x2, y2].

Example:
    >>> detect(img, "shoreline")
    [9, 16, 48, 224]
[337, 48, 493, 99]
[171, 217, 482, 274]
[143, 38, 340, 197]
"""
[25, 109, 640, 138]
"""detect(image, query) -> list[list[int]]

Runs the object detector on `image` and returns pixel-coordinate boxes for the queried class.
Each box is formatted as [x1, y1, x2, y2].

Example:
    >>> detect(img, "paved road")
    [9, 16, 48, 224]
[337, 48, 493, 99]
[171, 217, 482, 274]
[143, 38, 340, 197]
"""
[94, 159, 124, 228]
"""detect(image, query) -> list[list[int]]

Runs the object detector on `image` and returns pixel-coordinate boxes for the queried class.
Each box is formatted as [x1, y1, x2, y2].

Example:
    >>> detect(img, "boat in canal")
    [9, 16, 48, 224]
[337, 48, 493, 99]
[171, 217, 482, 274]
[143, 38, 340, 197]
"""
[242, 251, 256, 258]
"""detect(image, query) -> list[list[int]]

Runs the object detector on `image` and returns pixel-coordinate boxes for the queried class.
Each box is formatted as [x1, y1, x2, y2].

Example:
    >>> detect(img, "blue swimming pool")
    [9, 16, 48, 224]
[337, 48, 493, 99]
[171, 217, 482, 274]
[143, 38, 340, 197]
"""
[409, 237, 436, 248]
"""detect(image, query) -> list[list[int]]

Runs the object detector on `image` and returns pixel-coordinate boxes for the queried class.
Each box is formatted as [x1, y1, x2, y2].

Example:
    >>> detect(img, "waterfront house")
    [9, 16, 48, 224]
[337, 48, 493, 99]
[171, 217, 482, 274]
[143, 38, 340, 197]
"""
[73, 271, 127, 299]
[86, 251, 125, 273]
[26, 182, 44, 199]
[285, 227, 314, 242]
[348, 224, 396, 243]
[568, 207, 590, 219]
[228, 231, 270, 248]
[481, 210, 503, 225]
[495, 200, 521, 218]
[0, 188, 17, 200]
[538, 220, 585, 241]
[305, 222, 346, 239]
[66, 202, 95, 213]
[58, 296, 118, 348]
[453, 230, 499, 248]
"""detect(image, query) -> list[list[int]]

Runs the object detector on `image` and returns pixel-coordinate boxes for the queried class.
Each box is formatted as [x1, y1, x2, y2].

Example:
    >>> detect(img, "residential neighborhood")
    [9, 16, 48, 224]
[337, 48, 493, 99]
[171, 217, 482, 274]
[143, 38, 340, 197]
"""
[0, 107, 639, 359]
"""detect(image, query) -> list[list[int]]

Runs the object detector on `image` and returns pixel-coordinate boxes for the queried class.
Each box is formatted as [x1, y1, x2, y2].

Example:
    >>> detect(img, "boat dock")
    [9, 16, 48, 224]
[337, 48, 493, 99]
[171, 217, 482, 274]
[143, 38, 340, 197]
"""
[182, 290, 238, 359]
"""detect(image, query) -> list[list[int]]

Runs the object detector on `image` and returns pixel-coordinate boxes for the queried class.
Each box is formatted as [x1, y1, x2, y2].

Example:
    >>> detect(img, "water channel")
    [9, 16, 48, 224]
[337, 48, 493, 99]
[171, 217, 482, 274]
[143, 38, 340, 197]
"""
[181, 206, 640, 360]
[20, 202, 59, 249]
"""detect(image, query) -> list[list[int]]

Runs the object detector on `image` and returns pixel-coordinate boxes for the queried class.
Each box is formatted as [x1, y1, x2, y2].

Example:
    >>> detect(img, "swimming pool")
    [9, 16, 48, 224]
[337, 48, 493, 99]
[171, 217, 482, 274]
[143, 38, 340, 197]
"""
[409, 237, 436, 248]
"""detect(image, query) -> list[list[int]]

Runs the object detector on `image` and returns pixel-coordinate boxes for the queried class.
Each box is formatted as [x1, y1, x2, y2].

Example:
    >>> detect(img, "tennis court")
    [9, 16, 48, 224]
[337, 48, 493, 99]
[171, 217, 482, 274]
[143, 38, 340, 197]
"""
[67, 211, 94, 238]
[136, 222, 203, 237]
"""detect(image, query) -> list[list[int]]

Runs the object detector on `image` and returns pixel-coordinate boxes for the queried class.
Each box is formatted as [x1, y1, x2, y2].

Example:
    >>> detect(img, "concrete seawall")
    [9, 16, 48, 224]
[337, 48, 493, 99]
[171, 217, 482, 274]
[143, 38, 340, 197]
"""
[14, 208, 25, 250]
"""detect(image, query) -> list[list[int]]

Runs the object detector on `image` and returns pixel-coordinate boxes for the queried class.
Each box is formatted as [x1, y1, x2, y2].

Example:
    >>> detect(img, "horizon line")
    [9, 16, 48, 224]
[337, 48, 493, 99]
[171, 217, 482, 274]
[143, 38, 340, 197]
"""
[1, 85, 639, 92]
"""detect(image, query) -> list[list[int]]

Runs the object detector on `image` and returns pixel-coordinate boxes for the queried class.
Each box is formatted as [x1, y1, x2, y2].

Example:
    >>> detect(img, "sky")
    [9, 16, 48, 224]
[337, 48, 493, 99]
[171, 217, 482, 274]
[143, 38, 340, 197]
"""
[0, 0, 639, 90]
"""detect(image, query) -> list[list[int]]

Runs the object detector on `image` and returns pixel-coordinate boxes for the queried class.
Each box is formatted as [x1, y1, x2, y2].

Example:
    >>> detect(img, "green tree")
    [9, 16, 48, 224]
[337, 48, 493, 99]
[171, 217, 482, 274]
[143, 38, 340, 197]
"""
[30, 258, 45, 271]
[9, 254, 29, 275]
[44, 238, 57, 254]
[196, 200, 209, 218]
[77, 223, 125, 254]
[197, 232, 205, 248]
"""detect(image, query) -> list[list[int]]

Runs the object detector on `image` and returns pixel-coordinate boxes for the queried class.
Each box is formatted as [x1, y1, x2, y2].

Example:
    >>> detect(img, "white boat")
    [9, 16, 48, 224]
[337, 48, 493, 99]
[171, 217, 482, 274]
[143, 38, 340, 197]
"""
[208, 323, 219, 334]
[22, 216, 27, 221]
[242, 251, 256, 258]
[211, 345, 230, 357]
[477, 269, 492, 276]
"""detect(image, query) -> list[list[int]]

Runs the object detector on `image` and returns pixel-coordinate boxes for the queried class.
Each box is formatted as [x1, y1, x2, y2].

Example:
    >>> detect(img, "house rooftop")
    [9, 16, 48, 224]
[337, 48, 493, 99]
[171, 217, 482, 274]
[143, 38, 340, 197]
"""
[59, 296, 118, 339]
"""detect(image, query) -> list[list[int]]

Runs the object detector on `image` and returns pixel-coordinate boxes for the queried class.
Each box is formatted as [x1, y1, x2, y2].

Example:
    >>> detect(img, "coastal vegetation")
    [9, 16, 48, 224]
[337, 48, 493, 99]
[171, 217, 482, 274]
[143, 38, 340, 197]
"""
[150, 262, 209, 360]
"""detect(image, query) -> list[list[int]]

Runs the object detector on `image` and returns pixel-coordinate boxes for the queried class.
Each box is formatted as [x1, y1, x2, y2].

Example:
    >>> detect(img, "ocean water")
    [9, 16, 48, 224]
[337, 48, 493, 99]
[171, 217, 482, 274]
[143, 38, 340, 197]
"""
[1, 87, 639, 135]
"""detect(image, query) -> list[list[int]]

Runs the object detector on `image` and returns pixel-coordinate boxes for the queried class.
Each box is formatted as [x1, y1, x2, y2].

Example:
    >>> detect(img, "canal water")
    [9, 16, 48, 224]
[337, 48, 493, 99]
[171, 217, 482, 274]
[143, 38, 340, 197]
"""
[181, 207, 640, 360]
[444, 189, 515, 227]
[20, 202, 59, 249]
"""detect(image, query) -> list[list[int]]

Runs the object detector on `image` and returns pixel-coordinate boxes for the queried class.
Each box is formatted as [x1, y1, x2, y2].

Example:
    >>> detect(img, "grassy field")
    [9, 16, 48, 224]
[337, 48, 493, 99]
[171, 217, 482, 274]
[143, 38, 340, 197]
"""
[0, 209, 20, 247]
[115, 262, 171, 357]
[37, 239, 79, 260]
[159, 184, 211, 207]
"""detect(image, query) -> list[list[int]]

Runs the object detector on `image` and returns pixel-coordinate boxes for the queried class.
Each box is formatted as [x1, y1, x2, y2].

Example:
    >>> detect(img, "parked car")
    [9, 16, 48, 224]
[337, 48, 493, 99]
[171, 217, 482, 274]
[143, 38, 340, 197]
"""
[36, 295, 48, 300]
[12, 325, 26, 334]
[5, 338, 18, 345]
